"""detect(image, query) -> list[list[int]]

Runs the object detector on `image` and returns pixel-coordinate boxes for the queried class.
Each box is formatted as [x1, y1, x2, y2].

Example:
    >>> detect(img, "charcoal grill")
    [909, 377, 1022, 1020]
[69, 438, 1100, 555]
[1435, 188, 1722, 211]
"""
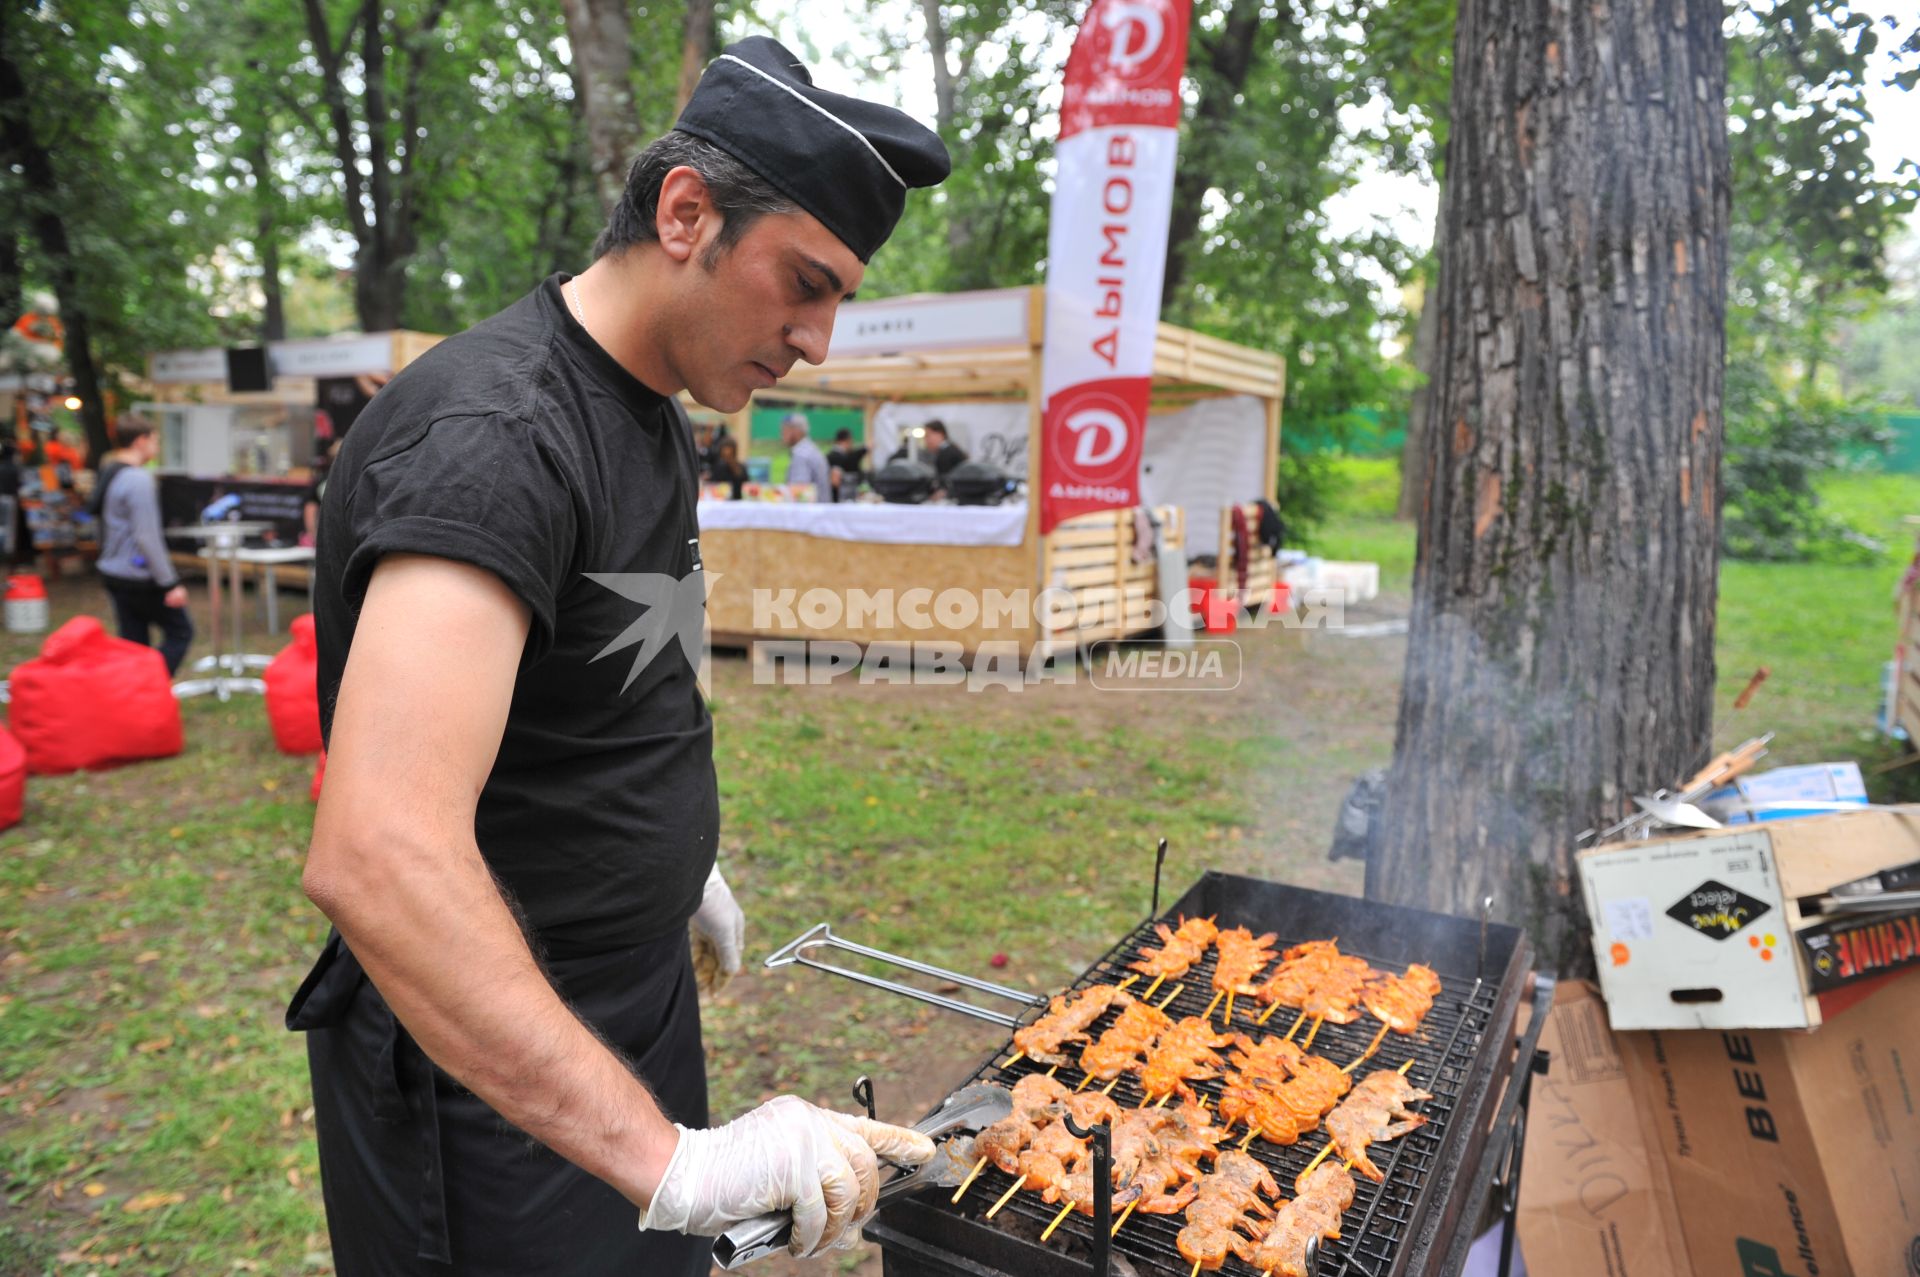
[768, 865, 1552, 1277]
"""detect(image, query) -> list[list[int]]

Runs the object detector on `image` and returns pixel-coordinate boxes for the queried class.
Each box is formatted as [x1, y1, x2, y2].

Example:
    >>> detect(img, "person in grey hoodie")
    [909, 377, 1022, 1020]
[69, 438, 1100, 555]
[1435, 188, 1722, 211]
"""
[94, 416, 193, 673]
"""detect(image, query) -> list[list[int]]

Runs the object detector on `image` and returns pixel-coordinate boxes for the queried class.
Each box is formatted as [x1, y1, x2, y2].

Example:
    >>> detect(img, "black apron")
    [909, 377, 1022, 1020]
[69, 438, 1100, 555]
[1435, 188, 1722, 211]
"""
[288, 929, 710, 1276]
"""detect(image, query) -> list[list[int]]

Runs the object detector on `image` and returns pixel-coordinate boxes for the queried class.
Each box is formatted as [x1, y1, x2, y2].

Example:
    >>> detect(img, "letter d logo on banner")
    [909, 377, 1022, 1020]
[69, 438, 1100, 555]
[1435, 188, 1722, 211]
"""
[1038, 0, 1191, 533]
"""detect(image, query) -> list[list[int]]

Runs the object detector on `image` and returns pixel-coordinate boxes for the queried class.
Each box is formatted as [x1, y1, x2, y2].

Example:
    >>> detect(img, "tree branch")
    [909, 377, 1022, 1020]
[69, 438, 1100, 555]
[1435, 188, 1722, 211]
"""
[301, 0, 372, 248]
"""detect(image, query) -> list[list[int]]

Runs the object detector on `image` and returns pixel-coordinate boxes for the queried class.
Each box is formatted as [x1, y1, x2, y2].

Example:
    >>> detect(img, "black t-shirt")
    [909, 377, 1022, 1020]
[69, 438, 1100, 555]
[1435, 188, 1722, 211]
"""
[313, 275, 719, 957]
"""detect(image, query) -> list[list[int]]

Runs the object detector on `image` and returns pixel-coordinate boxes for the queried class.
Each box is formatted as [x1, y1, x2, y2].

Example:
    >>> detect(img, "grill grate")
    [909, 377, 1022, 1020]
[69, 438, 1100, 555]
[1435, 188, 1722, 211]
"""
[936, 911, 1502, 1277]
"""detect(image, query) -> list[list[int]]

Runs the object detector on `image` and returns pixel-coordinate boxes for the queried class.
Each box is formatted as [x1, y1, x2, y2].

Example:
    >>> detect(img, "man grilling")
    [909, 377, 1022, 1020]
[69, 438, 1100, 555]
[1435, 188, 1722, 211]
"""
[290, 38, 949, 1276]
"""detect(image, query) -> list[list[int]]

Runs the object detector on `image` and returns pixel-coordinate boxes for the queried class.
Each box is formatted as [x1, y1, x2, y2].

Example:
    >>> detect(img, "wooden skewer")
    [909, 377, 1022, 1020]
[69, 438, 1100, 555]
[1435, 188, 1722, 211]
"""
[950, 1155, 989, 1204]
[1143, 973, 1167, 999]
[1101, 1076, 1121, 1095]
[1301, 1016, 1324, 1050]
[1155, 1093, 1171, 1108]
[1040, 1197, 1077, 1241]
[1239, 1126, 1258, 1150]
[1224, 992, 1235, 1024]
[1300, 1140, 1335, 1179]
[1046, 1065, 1059, 1078]
[1190, 1258, 1203, 1277]
[985, 1175, 1027, 1219]
[1117, 974, 1139, 991]
[1202, 989, 1226, 1020]
[1110, 1199, 1138, 1236]
[1076, 1073, 1095, 1092]
[1256, 999, 1283, 1027]
[1155, 983, 1184, 1010]
[1001, 1052, 1025, 1069]
[1399, 1057, 1415, 1075]
[1343, 1024, 1390, 1073]
[1283, 1008, 1308, 1040]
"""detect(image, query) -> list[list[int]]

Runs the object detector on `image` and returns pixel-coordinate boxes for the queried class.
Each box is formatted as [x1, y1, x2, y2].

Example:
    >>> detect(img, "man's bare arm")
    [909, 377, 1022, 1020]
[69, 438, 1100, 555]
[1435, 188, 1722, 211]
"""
[301, 554, 678, 1207]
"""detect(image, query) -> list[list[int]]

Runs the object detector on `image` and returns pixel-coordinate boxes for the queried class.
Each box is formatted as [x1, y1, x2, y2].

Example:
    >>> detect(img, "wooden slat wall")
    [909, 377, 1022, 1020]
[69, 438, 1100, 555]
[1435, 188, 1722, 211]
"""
[1039, 506, 1184, 649]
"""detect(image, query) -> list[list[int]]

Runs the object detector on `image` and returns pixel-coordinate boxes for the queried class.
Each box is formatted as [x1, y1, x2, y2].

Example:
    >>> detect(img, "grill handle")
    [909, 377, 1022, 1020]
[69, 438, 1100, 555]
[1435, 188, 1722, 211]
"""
[762, 922, 1047, 1027]
[1060, 1113, 1111, 1277]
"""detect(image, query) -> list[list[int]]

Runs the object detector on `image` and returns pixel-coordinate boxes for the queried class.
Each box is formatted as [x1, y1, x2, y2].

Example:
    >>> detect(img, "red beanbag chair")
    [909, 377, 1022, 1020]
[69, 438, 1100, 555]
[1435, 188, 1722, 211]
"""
[0, 725, 25, 829]
[264, 614, 322, 755]
[9, 616, 183, 774]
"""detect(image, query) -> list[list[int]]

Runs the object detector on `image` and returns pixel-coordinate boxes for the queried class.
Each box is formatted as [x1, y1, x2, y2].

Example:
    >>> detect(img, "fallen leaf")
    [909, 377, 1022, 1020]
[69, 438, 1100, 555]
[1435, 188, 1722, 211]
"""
[82, 1182, 106, 1198]
[122, 1190, 185, 1213]
[134, 951, 161, 964]
[261, 778, 279, 792]
[168, 827, 184, 839]
[135, 1036, 173, 1054]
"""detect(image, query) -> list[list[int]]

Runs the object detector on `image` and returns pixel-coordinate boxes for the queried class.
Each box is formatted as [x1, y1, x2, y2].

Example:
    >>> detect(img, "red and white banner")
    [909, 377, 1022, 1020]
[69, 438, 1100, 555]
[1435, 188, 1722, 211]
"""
[1038, 0, 1191, 533]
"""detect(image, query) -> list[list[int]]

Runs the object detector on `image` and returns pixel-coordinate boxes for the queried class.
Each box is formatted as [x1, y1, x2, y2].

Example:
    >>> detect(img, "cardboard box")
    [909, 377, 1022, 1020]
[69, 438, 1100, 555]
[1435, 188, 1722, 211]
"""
[1520, 977, 1920, 1277]
[1577, 805, 1920, 1030]
[1516, 982, 1690, 1277]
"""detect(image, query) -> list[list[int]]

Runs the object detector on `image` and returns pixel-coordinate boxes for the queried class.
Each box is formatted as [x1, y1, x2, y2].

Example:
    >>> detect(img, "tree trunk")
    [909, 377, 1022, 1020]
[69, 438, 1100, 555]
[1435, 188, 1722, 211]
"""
[1369, 0, 1729, 977]
[0, 34, 109, 461]
[1161, 0, 1266, 304]
[1396, 196, 1444, 523]
[0, 227, 19, 327]
[1395, 283, 1438, 522]
[562, 0, 645, 217]
[677, 0, 718, 119]
[249, 131, 286, 342]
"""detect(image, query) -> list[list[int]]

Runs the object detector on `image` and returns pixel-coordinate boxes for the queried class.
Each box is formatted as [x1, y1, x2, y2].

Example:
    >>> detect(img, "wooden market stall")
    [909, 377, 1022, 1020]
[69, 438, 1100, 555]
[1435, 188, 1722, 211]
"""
[700, 285, 1284, 657]
[140, 330, 445, 589]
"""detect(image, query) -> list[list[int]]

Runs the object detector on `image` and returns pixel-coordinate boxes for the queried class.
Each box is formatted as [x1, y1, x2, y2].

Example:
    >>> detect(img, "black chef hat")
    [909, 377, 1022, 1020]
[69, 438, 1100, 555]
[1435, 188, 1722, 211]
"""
[674, 36, 951, 263]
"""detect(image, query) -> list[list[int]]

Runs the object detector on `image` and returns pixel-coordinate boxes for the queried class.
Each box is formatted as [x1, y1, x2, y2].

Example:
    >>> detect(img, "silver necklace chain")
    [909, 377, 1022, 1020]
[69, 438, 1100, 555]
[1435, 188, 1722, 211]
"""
[567, 277, 586, 326]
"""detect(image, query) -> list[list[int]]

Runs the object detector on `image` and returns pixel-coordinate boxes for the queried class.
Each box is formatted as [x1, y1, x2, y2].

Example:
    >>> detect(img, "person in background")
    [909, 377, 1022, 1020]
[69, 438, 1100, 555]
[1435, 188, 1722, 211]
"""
[922, 420, 968, 484]
[780, 411, 830, 501]
[825, 427, 867, 502]
[94, 416, 193, 674]
[709, 437, 749, 500]
[44, 422, 84, 472]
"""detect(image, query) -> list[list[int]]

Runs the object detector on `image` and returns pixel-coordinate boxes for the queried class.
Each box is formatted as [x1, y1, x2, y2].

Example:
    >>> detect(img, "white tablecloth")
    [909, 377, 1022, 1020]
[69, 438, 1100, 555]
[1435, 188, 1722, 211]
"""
[696, 501, 1028, 547]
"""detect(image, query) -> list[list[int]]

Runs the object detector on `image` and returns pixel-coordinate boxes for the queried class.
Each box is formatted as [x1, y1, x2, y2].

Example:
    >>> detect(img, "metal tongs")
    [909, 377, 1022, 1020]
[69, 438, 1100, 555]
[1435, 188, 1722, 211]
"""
[763, 922, 1046, 1026]
[713, 1082, 1014, 1268]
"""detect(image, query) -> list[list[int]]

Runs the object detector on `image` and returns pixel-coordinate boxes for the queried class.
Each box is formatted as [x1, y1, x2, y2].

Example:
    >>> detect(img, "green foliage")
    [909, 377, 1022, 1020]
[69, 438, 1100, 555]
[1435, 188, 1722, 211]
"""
[1719, 2, 1920, 558]
[1720, 361, 1893, 561]
[2, 3, 235, 386]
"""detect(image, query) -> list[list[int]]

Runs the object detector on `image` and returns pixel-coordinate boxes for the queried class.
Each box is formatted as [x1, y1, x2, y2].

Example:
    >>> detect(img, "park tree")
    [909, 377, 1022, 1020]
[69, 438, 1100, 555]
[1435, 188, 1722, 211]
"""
[1368, 0, 1730, 975]
[0, 1, 223, 459]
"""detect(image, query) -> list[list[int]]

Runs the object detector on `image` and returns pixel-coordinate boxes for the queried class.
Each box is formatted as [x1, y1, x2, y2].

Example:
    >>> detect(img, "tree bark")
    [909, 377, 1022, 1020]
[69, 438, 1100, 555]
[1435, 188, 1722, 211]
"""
[562, 0, 646, 218]
[1161, 0, 1266, 304]
[1369, 0, 1730, 977]
[0, 31, 109, 461]
[676, 0, 718, 119]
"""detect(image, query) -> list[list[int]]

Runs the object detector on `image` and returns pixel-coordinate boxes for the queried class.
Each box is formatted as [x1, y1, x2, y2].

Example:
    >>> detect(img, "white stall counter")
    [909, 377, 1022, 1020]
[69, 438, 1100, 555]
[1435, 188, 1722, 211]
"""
[695, 501, 1028, 547]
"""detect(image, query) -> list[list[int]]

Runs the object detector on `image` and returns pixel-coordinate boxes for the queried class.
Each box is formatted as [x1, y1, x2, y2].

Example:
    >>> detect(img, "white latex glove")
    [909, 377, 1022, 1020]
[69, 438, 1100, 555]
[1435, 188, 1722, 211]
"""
[640, 1095, 936, 1256]
[690, 863, 745, 995]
